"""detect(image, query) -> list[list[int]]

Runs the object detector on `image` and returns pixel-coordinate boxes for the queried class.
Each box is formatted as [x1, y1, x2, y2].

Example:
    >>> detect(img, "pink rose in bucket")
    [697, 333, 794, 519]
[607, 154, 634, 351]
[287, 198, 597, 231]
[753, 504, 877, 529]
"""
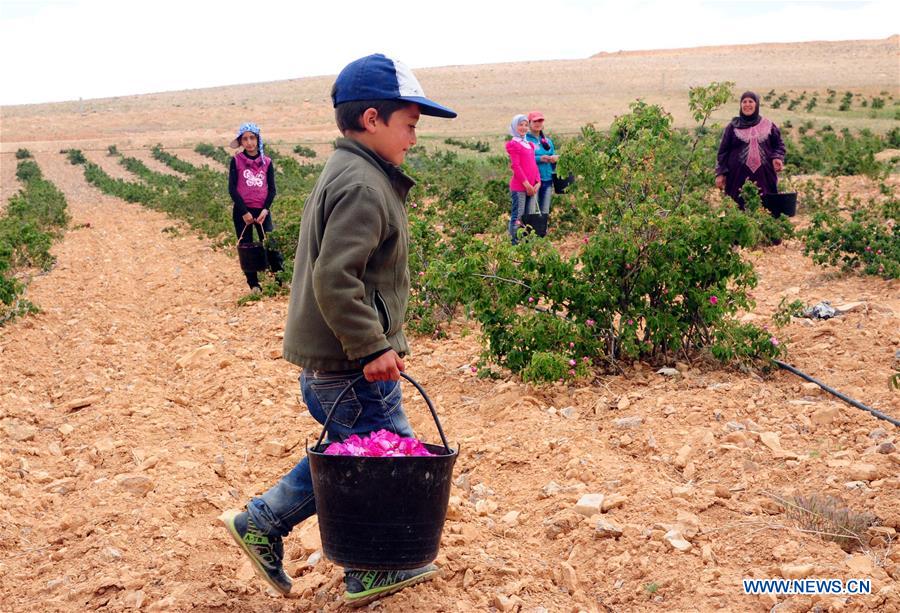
[324, 429, 436, 457]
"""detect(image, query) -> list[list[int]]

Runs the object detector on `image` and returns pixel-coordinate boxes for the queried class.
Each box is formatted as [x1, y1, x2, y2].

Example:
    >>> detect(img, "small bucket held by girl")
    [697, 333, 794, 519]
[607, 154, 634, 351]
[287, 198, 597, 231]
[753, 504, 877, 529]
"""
[236, 223, 268, 272]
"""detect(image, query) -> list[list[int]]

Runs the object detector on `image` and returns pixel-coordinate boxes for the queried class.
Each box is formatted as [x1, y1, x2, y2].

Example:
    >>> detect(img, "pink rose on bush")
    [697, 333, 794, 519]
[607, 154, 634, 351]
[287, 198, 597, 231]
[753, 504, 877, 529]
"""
[709, 296, 718, 306]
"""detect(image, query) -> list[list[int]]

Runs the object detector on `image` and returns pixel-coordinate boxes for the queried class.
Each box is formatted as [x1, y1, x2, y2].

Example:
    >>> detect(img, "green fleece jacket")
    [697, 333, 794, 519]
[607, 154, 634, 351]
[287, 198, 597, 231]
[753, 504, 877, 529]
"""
[282, 138, 414, 371]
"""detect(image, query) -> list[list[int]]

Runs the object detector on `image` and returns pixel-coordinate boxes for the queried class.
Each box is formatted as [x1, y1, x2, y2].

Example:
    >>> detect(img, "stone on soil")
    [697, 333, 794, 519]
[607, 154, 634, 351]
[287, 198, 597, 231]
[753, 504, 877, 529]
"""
[4, 422, 36, 442]
[665, 529, 692, 552]
[501, 510, 521, 526]
[475, 499, 498, 516]
[780, 563, 815, 579]
[848, 463, 881, 481]
[672, 485, 694, 499]
[834, 301, 866, 314]
[62, 395, 99, 411]
[877, 442, 895, 454]
[674, 445, 692, 469]
[574, 493, 605, 516]
[613, 416, 643, 429]
[595, 518, 623, 538]
[175, 344, 215, 369]
[262, 440, 285, 456]
[601, 493, 626, 512]
[811, 405, 840, 425]
[116, 474, 153, 496]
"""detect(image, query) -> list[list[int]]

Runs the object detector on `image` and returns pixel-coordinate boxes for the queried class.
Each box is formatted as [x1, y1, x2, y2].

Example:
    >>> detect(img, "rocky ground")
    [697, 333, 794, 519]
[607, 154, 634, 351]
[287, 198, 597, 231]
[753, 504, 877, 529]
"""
[2, 35, 899, 610]
[0, 148, 898, 612]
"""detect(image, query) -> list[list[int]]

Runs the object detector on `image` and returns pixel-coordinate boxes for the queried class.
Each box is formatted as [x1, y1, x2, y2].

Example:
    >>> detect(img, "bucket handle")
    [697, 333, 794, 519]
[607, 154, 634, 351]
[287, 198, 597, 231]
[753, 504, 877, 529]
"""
[313, 372, 452, 454]
[237, 221, 266, 245]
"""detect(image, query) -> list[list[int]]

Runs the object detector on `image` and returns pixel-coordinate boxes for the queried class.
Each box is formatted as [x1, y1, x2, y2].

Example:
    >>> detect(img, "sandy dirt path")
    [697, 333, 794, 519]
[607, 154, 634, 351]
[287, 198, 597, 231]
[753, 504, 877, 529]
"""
[0, 150, 300, 611]
[1, 152, 21, 215]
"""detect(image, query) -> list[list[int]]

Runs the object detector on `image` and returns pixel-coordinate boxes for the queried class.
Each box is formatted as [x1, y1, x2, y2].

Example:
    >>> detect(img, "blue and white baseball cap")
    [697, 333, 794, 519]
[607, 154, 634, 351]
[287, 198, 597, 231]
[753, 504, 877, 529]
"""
[332, 54, 457, 119]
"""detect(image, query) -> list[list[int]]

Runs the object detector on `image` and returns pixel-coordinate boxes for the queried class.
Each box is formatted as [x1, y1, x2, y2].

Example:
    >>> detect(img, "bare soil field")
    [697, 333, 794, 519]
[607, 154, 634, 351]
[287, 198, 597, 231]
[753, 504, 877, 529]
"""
[1, 38, 899, 612]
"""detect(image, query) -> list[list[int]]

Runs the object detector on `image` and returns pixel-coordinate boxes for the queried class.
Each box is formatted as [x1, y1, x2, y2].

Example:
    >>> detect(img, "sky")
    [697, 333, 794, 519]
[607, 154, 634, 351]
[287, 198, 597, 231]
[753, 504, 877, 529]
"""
[0, 0, 897, 106]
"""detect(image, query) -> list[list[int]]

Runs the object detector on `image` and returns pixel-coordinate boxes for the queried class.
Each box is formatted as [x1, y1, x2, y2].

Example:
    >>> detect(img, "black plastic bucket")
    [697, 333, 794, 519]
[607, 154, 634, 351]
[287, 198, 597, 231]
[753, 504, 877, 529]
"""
[236, 223, 268, 272]
[762, 192, 797, 218]
[522, 213, 548, 237]
[552, 171, 575, 194]
[308, 373, 458, 570]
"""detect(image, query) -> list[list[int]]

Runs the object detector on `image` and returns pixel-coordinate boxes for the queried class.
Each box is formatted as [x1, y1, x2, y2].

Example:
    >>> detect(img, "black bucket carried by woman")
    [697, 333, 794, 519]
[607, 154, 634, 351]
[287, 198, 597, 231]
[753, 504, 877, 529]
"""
[762, 192, 797, 218]
[236, 222, 268, 272]
[308, 373, 458, 570]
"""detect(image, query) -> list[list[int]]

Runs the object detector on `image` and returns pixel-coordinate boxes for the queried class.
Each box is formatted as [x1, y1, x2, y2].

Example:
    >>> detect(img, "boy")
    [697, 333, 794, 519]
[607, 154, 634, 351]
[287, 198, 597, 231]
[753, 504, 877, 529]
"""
[219, 53, 456, 607]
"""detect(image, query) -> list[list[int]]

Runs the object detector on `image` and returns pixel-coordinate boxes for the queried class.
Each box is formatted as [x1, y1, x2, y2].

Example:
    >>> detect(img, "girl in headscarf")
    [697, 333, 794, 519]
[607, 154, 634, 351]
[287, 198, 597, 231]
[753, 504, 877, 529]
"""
[505, 114, 541, 244]
[715, 91, 786, 209]
[525, 111, 559, 230]
[228, 122, 284, 291]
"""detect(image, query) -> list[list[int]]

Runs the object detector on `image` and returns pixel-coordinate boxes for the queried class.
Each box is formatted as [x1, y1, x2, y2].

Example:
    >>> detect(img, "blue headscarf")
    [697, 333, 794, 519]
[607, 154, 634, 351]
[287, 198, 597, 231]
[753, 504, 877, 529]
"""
[230, 122, 264, 157]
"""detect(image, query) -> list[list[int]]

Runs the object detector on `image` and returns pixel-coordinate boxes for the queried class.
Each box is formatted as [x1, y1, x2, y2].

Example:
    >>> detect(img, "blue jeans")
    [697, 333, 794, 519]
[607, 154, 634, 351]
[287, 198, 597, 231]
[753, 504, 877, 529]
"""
[246, 370, 414, 538]
[509, 190, 537, 244]
[536, 181, 553, 215]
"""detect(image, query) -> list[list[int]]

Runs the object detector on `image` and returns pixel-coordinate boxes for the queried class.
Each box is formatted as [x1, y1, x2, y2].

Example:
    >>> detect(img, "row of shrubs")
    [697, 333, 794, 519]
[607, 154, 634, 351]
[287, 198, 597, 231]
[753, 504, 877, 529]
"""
[62, 87, 898, 380]
[70, 143, 321, 291]
[404, 84, 798, 381]
[764, 88, 897, 115]
[1, 152, 70, 324]
[443, 137, 491, 153]
[151, 145, 201, 175]
[785, 127, 897, 177]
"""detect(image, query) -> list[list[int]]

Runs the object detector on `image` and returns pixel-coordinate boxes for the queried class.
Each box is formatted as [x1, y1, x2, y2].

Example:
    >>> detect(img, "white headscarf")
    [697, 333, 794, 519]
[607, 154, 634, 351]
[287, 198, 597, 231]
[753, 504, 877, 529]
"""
[509, 114, 528, 139]
[509, 114, 531, 148]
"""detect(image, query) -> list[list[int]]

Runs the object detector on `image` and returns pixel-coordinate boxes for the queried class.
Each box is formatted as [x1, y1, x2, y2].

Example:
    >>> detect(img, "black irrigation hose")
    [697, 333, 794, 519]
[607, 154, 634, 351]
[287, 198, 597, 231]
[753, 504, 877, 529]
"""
[775, 360, 900, 428]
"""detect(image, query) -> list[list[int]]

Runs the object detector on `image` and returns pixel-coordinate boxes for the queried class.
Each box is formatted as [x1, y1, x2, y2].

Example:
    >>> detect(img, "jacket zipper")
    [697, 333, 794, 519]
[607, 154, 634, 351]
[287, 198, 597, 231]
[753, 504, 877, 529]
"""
[374, 290, 392, 334]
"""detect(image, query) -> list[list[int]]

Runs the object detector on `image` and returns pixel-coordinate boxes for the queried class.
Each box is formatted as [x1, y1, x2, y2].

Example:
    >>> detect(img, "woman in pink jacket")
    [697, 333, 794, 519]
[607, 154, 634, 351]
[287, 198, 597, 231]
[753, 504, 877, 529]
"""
[505, 114, 541, 244]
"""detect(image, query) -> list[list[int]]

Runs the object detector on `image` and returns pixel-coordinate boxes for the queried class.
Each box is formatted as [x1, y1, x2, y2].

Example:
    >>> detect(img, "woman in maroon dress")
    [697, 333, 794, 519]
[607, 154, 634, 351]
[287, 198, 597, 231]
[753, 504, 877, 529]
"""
[715, 91, 786, 209]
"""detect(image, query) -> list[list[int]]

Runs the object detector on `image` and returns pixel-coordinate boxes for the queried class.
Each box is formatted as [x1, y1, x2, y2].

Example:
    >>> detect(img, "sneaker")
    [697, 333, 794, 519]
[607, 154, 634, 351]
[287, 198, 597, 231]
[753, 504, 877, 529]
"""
[343, 564, 439, 607]
[219, 509, 292, 595]
[250, 285, 262, 294]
